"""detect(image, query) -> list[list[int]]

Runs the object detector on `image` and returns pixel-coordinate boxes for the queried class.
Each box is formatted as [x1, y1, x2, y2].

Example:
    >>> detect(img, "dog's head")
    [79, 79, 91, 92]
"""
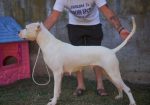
[19, 22, 41, 41]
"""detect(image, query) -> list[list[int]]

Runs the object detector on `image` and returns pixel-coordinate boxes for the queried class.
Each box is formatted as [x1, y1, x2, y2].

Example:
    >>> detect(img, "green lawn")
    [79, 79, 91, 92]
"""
[0, 76, 150, 105]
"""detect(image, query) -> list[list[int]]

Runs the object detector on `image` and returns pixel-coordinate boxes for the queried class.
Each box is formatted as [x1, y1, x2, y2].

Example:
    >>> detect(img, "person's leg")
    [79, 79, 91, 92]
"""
[85, 24, 107, 96]
[94, 66, 105, 89]
[67, 24, 86, 96]
[94, 66, 107, 96]
[73, 71, 86, 96]
[76, 71, 86, 89]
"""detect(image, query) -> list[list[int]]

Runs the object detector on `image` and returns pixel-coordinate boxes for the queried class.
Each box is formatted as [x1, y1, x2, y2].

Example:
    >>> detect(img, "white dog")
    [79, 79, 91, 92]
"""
[19, 17, 136, 105]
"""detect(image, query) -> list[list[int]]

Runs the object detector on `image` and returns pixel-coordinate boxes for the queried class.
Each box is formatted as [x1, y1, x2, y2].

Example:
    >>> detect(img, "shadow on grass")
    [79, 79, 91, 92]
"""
[0, 76, 150, 105]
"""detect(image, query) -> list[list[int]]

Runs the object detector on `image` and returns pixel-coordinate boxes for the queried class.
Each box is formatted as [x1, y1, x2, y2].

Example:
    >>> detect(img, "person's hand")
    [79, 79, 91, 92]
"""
[119, 28, 130, 40]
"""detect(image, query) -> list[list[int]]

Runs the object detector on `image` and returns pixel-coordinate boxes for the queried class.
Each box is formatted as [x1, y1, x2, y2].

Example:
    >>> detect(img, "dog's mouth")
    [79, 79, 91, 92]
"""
[20, 37, 27, 40]
[19, 32, 27, 40]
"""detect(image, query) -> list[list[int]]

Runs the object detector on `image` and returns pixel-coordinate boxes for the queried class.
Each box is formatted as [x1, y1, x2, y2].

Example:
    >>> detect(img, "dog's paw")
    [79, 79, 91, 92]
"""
[115, 95, 123, 100]
[49, 98, 53, 101]
[47, 101, 56, 105]
[47, 98, 57, 105]
[129, 103, 136, 105]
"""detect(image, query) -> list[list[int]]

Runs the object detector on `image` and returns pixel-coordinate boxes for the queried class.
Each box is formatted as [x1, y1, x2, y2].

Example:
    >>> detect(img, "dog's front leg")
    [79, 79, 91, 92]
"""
[47, 71, 63, 105]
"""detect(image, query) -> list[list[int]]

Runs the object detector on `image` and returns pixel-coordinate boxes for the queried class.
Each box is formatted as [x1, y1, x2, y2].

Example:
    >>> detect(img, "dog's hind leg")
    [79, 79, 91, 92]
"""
[115, 86, 123, 100]
[47, 70, 63, 105]
[114, 78, 136, 105]
[121, 82, 136, 105]
[103, 65, 136, 105]
[105, 71, 124, 100]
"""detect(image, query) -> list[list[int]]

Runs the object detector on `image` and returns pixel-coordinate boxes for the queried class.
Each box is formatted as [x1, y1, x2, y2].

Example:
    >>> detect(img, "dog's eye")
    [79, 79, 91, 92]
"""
[25, 26, 28, 30]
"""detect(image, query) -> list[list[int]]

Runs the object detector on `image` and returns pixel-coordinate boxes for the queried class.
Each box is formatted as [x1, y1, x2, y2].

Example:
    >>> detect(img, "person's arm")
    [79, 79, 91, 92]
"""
[99, 4, 129, 39]
[44, 10, 61, 30]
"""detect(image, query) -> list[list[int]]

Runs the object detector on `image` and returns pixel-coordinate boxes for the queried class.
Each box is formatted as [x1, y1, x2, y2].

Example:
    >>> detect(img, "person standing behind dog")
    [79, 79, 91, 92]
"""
[44, 0, 129, 96]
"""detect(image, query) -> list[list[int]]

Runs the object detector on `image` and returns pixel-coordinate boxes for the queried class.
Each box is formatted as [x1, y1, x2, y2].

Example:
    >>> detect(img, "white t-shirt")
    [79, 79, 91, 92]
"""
[53, 0, 107, 25]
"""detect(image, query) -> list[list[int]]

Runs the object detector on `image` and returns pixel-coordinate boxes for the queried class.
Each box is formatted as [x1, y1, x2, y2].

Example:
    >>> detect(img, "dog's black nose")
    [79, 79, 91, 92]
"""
[18, 30, 21, 34]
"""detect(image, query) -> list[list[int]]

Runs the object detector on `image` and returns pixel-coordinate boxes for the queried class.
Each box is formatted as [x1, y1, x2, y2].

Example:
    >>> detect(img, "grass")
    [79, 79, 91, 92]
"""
[0, 76, 150, 105]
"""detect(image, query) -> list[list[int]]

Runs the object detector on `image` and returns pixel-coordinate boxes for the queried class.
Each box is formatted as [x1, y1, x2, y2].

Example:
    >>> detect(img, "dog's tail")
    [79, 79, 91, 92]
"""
[112, 16, 136, 53]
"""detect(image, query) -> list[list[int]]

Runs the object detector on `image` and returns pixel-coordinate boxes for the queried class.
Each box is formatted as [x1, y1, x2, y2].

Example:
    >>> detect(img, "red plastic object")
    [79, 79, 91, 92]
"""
[0, 42, 30, 85]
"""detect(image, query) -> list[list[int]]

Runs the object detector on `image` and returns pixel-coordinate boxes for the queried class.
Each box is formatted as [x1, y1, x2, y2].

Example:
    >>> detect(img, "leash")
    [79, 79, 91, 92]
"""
[32, 47, 51, 85]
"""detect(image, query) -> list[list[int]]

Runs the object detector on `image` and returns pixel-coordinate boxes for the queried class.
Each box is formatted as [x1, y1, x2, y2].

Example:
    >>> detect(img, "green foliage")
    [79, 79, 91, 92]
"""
[0, 76, 150, 105]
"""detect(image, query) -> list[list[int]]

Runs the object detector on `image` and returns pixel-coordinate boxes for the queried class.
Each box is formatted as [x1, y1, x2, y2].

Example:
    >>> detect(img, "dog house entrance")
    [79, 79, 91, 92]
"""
[3, 56, 18, 66]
